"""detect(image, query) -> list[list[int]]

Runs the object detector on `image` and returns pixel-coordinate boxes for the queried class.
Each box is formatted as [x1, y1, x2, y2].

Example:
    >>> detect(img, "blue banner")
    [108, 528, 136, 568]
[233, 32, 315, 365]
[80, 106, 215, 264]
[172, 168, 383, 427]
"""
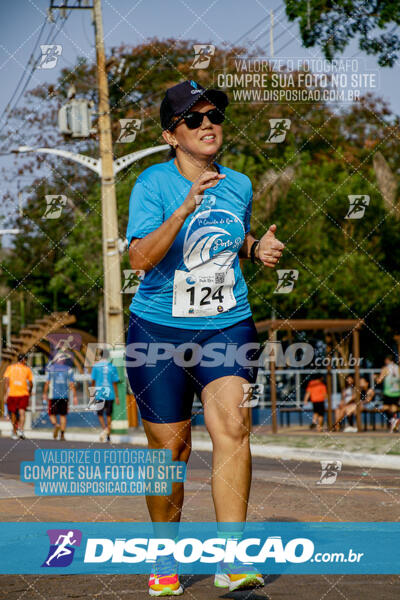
[0, 522, 398, 574]
[20, 449, 186, 496]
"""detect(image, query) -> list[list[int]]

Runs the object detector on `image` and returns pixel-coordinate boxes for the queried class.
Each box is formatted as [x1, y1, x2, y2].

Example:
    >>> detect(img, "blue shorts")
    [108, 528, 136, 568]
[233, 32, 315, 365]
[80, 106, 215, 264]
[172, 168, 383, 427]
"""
[126, 312, 260, 424]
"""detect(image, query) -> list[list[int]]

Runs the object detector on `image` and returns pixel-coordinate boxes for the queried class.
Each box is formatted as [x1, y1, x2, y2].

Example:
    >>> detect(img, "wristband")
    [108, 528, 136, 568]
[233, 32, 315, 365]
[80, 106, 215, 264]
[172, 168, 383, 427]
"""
[250, 240, 260, 264]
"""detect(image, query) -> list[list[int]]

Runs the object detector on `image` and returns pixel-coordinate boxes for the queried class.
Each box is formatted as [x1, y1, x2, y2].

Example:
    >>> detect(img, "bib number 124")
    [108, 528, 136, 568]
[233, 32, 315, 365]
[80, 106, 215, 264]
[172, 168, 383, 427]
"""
[172, 269, 236, 317]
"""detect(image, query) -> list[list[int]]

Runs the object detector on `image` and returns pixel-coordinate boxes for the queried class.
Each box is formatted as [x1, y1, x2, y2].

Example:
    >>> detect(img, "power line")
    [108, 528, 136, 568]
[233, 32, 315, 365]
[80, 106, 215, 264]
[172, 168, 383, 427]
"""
[252, 20, 296, 49]
[274, 34, 298, 55]
[233, 17, 268, 46]
[0, 18, 48, 130]
[6, 12, 67, 116]
[1, 19, 48, 119]
[0, 4, 76, 141]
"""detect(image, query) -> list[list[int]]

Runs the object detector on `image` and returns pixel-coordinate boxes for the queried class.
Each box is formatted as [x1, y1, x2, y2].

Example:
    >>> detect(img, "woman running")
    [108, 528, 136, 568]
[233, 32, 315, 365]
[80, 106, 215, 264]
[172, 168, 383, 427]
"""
[125, 80, 284, 596]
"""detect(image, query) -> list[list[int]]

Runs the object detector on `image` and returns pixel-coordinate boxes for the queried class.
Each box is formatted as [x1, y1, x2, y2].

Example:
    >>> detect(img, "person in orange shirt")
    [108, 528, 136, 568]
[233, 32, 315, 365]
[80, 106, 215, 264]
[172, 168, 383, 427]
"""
[4, 354, 33, 440]
[303, 376, 328, 432]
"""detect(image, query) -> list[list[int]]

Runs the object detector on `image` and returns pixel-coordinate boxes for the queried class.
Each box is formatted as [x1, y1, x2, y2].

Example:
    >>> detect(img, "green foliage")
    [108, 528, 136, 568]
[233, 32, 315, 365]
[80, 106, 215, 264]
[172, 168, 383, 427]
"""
[1, 40, 399, 361]
[285, 0, 400, 66]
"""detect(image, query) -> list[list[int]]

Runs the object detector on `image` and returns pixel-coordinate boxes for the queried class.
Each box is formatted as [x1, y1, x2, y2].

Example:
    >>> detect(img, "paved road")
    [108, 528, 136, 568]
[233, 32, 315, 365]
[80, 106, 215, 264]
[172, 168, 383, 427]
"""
[0, 436, 399, 599]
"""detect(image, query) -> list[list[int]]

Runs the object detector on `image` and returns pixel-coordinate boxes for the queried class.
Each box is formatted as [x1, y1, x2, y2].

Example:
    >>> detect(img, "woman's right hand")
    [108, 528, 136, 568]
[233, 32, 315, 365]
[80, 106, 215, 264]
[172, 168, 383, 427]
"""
[180, 171, 225, 216]
[131, 170, 225, 272]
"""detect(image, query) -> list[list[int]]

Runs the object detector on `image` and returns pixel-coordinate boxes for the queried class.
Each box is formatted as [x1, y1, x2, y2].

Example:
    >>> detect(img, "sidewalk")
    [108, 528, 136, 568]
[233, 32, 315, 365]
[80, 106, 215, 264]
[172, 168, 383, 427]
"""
[2, 418, 400, 470]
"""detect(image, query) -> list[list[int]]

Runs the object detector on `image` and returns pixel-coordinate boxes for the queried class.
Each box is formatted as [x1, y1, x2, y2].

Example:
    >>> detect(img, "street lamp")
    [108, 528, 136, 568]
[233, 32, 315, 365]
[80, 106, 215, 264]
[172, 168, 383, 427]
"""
[12, 144, 169, 176]
[12, 142, 169, 433]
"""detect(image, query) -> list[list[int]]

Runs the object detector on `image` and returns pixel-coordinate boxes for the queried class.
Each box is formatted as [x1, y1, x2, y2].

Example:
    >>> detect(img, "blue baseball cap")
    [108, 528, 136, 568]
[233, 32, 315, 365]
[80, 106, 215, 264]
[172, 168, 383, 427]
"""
[160, 80, 228, 130]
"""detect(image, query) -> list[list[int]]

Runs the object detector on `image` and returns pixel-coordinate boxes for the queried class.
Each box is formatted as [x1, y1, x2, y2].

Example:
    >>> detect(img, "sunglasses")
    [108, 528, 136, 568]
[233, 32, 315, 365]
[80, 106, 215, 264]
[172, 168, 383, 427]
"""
[169, 108, 225, 131]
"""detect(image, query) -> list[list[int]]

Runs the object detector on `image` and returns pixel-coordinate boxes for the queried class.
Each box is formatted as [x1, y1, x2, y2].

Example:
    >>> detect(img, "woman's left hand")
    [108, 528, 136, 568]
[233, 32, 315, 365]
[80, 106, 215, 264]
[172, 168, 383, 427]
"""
[257, 224, 285, 268]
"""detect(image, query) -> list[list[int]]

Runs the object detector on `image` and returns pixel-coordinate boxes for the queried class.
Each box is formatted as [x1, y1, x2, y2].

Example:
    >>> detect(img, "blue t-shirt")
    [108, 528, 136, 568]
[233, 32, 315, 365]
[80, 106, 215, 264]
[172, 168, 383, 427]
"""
[91, 360, 119, 401]
[46, 363, 74, 400]
[126, 159, 253, 329]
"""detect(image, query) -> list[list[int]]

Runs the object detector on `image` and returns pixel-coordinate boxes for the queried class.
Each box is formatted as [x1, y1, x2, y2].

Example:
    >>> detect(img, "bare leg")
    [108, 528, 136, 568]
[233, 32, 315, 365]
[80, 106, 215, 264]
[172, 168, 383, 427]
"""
[106, 415, 112, 434]
[49, 414, 57, 427]
[18, 409, 26, 431]
[60, 415, 67, 433]
[318, 415, 324, 432]
[10, 412, 18, 434]
[142, 419, 191, 523]
[98, 414, 106, 430]
[202, 376, 251, 523]
[334, 404, 345, 431]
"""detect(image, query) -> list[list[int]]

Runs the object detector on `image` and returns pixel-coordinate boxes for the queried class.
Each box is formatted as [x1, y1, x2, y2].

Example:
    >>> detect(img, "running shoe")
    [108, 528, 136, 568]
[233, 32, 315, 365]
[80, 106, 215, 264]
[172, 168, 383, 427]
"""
[11, 432, 18, 440]
[53, 425, 60, 439]
[17, 430, 26, 439]
[99, 429, 107, 442]
[214, 561, 264, 592]
[390, 417, 400, 433]
[60, 432, 65, 441]
[107, 434, 111, 442]
[148, 555, 183, 596]
[309, 423, 317, 429]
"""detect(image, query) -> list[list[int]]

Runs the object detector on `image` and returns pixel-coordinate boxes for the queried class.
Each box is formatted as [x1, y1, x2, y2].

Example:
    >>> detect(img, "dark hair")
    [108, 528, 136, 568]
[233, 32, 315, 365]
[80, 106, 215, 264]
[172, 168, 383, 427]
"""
[17, 353, 25, 362]
[168, 145, 176, 159]
[386, 354, 395, 362]
[99, 348, 109, 360]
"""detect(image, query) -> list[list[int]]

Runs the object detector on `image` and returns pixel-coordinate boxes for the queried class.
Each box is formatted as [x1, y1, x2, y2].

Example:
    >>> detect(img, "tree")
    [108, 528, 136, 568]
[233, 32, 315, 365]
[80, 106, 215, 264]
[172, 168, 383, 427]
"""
[285, 0, 400, 67]
[1, 39, 400, 363]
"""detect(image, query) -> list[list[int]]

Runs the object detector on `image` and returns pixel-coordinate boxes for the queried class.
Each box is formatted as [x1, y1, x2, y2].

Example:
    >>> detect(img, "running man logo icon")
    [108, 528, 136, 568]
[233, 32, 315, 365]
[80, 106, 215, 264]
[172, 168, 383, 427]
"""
[121, 269, 145, 293]
[266, 119, 291, 143]
[239, 383, 265, 407]
[317, 461, 342, 485]
[345, 195, 370, 219]
[117, 119, 141, 143]
[191, 45, 216, 69]
[48, 333, 82, 364]
[42, 195, 67, 219]
[274, 269, 299, 294]
[87, 387, 107, 411]
[37, 45, 62, 69]
[42, 529, 82, 567]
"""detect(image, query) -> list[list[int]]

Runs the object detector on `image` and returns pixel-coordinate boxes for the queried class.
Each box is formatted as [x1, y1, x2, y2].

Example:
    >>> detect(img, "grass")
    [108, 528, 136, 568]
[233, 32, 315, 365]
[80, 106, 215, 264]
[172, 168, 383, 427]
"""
[249, 432, 400, 455]
[191, 427, 400, 455]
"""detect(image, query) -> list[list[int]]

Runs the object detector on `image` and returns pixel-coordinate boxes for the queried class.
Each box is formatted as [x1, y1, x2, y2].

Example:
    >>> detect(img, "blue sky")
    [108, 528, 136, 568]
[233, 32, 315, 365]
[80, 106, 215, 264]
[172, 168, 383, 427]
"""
[1, 0, 398, 120]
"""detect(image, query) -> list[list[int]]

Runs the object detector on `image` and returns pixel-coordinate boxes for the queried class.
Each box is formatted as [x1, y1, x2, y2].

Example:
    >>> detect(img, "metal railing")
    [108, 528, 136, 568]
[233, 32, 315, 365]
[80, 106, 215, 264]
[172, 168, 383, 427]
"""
[30, 368, 382, 413]
[256, 368, 380, 408]
[192, 368, 381, 410]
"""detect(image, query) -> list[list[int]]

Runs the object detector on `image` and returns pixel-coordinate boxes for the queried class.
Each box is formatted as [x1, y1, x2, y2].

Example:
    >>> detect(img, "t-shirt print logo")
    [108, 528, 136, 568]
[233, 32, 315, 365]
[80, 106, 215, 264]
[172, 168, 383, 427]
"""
[42, 529, 82, 567]
[183, 209, 244, 273]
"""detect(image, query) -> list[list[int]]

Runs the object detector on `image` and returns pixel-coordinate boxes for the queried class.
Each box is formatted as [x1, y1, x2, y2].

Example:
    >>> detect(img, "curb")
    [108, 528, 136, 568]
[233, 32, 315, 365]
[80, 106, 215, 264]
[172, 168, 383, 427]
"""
[1, 422, 400, 470]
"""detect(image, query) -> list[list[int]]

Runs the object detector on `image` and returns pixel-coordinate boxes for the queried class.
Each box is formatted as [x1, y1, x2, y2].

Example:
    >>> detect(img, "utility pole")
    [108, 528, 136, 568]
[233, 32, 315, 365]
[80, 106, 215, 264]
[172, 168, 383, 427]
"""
[20, 1, 168, 432]
[49, 0, 125, 347]
[93, 0, 124, 348]
[270, 10, 274, 58]
[6, 300, 11, 347]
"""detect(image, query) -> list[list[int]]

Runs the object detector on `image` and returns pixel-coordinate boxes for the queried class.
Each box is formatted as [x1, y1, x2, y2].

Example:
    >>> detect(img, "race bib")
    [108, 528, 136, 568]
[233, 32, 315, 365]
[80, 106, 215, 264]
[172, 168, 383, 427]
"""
[172, 268, 236, 317]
